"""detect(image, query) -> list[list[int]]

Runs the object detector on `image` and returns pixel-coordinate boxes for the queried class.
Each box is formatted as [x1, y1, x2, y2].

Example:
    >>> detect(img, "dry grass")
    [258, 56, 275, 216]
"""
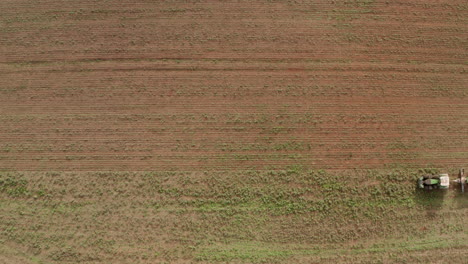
[0, 169, 467, 263]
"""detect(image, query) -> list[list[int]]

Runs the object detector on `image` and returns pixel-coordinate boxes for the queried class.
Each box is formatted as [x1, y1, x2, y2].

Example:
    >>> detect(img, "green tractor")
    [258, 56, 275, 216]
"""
[453, 168, 467, 193]
[418, 173, 450, 190]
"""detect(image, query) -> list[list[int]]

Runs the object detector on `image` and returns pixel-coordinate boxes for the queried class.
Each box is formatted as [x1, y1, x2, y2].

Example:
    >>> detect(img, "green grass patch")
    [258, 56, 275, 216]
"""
[196, 242, 292, 263]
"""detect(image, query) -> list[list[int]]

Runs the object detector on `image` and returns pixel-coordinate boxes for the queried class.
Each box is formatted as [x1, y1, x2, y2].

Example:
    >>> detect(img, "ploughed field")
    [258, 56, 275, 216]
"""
[0, 0, 467, 263]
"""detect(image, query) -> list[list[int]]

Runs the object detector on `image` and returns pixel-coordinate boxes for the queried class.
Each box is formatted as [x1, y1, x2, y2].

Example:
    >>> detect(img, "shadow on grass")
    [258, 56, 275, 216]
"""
[413, 187, 446, 218]
[453, 190, 468, 209]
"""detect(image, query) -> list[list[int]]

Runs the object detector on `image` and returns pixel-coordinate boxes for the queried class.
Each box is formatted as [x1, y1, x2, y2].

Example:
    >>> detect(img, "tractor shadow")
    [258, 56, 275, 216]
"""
[413, 187, 446, 218]
[452, 189, 468, 209]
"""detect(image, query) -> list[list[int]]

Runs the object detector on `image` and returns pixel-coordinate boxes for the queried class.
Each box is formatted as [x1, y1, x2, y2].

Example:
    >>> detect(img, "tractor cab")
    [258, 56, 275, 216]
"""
[439, 174, 450, 188]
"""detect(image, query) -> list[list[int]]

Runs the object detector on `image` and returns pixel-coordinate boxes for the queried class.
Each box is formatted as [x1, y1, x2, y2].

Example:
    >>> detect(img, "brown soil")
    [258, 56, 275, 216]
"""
[1, 0, 466, 171]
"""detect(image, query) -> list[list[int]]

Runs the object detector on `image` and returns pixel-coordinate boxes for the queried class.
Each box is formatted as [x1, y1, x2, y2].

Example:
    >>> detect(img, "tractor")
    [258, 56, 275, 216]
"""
[418, 173, 450, 190]
[453, 168, 467, 193]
